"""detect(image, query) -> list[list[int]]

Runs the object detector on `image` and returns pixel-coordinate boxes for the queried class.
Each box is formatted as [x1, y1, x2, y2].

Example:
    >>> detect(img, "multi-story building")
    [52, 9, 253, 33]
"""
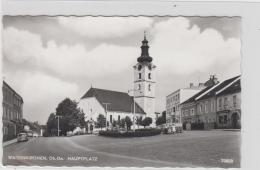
[216, 77, 241, 129]
[166, 83, 205, 124]
[181, 75, 241, 130]
[2, 81, 24, 141]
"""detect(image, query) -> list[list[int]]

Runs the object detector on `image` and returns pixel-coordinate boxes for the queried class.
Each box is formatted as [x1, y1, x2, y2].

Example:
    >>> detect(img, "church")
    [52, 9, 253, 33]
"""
[79, 33, 156, 127]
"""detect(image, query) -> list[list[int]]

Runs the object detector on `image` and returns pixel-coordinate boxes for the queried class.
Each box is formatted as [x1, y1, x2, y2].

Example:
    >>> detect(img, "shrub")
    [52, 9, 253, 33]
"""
[99, 128, 161, 137]
[191, 122, 204, 130]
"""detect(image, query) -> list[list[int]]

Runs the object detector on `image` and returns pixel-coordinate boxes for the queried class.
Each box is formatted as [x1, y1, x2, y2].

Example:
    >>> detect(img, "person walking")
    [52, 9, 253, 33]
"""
[90, 124, 93, 134]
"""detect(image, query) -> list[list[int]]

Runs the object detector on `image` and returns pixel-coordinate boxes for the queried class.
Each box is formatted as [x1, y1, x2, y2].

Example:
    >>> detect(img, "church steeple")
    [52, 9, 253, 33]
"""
[137, 31, 153, 63]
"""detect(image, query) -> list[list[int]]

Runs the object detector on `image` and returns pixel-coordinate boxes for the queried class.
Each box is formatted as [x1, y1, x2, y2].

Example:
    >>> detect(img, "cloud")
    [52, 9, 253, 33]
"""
[57, 16, 153, 39]
[3, 27, 43, 64]
[150, 17, 241, 76]
[3, 27, 139, 77]
[4, 70, 79, 124]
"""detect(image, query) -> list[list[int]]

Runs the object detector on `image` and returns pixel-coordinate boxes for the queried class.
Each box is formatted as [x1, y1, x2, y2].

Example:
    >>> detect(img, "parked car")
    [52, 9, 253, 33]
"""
[17, 133, 28, 142]
[27, 132, 33, 137]
[33, 133, 39, 137]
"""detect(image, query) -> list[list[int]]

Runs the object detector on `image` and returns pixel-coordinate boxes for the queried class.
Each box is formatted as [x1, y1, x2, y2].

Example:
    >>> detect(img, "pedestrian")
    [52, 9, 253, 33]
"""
[90, 124, 93, 134]
[172, 124, 176, 134]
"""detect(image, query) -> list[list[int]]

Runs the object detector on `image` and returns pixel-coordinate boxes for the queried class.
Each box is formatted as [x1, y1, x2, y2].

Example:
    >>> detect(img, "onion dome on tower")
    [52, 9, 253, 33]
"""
[137, 32, 153, 63]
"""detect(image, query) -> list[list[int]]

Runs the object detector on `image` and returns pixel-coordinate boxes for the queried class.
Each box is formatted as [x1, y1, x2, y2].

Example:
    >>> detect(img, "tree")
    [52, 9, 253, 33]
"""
[97, 114, 106, 130]
[46, 113, 57, 136]
[136, 116, 143, 128]
[125, 116, 132, 131]
[142, 117, 152, 128]
[55, 98, 85, 135]
[156, 115, 166, 126]
[119, 118, 126, 128]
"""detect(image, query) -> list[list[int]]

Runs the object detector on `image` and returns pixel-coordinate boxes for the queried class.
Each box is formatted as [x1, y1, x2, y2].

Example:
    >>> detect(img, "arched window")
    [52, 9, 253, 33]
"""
[138, 84, 141, 90]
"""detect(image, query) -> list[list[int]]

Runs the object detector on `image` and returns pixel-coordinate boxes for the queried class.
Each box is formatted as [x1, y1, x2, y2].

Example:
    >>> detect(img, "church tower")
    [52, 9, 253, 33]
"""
[133, 33, 156, 125]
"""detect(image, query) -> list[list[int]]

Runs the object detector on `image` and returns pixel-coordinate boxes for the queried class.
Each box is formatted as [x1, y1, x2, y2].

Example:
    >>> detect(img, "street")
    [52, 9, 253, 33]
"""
[3, 130, 240, 168]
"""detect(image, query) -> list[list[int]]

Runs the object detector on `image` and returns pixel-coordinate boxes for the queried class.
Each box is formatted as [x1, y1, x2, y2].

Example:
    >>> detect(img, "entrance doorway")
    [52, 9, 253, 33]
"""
[231, 112, 240, 129]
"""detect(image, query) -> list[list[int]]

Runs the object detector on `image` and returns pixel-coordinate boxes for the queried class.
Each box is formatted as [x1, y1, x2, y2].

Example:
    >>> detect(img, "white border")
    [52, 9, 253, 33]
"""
[1, 1, 260, 170]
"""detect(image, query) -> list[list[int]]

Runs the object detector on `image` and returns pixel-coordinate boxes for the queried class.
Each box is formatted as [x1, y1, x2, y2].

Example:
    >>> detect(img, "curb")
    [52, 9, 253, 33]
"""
[3, 138, 17, 147]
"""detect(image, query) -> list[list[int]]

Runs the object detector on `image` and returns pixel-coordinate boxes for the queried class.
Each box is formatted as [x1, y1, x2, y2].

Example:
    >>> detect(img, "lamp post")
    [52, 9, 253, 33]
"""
[55, 115, 62, 136]
[102, 103, 110, 130]
[128, 89, 142, 132]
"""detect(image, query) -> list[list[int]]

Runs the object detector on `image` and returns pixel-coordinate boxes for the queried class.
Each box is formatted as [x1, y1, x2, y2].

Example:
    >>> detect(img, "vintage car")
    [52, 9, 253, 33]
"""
[17, 133, 29, 142]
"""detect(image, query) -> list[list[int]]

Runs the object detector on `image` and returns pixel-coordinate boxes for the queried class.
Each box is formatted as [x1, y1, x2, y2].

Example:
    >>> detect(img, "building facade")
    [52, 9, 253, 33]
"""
[216, 78, 241, 129]
[181, 75, 241, 130]
[2, 81, 24, 141]
[166, 85, 204, 124]
[133, 34, 156, 125]
[79, 87, 146, 129]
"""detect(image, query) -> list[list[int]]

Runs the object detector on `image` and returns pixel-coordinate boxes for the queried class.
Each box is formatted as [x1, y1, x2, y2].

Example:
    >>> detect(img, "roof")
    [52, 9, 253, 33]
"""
[181, 85, 214, 105]
[81, 87, 146, 114]
[217, 79, 241, 96]
[181, 75, 240, 105]
[3, 81, 24, 102]
[198, 75, 240, 100]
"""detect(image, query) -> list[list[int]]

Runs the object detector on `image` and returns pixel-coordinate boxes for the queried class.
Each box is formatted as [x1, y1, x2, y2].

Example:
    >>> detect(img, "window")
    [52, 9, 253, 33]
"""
[224, 115, 227, 124]
[219, 116, 223, 124]
[211, 100, 214, 111]
[224, 97, 228, 108]
[219, 98, 222, 108]
[233, 95, 237, 107]
[138, 84, 141, 90]
[118, 115, 120, 121]
[139, 73, 141, 79]
[148, 73, 151, 79]
[110, 115, 112, 122]
[205, 102, 208, 113]
[148, 84, 151, 91]
[173, 107, 175, 113]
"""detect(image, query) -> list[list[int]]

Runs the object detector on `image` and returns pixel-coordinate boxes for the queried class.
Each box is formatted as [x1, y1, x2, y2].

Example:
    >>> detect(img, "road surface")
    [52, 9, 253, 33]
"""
[3, 130, 240, 168]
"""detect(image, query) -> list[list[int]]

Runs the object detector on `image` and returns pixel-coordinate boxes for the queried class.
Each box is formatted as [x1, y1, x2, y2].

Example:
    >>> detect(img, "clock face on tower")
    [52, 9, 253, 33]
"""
[138, 65, 142, 71]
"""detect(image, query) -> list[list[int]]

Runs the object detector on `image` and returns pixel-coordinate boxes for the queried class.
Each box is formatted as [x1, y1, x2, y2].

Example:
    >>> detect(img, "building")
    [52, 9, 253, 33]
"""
[181, 75, 241, 130]
[79, 34, 157, 128]
[79, 87, 146, 128]
[133, 33, 156, 125]
[216, 77, 241, 129]
[2, 81, 24, 141]
[180, 85, 214, 126]
[166, 84, 205, 124]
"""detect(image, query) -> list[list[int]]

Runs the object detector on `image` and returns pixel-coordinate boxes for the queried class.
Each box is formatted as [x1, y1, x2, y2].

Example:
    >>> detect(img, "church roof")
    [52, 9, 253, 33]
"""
[81, 87, 146, 114]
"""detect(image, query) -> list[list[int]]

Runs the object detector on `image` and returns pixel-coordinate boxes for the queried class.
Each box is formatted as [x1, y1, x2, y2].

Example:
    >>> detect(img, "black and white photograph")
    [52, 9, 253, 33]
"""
[2, 15, 241, 168]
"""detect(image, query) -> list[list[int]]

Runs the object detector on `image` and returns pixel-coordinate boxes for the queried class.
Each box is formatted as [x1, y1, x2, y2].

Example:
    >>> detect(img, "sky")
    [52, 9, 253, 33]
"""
[2, 16, 241, 125]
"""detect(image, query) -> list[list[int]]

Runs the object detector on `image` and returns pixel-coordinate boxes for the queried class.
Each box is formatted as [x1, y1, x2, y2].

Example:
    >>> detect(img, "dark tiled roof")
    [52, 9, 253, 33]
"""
[81, 87, 146, 114]
[198, 75, 240, 100]
[3, 81, 24, 102]
[217, 79, 241, 96]
[181, 85, 214, 104]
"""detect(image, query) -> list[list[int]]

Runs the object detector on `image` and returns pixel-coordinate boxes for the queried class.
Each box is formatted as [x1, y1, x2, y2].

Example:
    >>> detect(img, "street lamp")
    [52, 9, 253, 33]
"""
[102, 103, 111, 130]
[55, 115, 62, 136]
[128, 89, 142, 132]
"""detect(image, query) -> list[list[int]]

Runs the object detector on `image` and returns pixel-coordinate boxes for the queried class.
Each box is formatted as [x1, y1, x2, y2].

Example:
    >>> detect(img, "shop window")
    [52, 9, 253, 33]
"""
[224, 115, 227, 124]
[110, 115, 112, 122]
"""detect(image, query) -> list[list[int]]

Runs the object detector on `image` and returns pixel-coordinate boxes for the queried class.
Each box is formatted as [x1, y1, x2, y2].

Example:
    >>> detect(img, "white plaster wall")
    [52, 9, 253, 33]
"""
[78, 97, 105, 122]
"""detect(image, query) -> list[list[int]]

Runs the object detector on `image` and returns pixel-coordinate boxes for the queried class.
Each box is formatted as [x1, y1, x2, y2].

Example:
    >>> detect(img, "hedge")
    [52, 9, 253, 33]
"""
[99, 128, 161, 137]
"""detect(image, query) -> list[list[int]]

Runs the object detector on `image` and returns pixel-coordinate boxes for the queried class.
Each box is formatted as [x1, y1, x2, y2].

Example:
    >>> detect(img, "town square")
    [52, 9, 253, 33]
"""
[2, 16, 241, 168]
